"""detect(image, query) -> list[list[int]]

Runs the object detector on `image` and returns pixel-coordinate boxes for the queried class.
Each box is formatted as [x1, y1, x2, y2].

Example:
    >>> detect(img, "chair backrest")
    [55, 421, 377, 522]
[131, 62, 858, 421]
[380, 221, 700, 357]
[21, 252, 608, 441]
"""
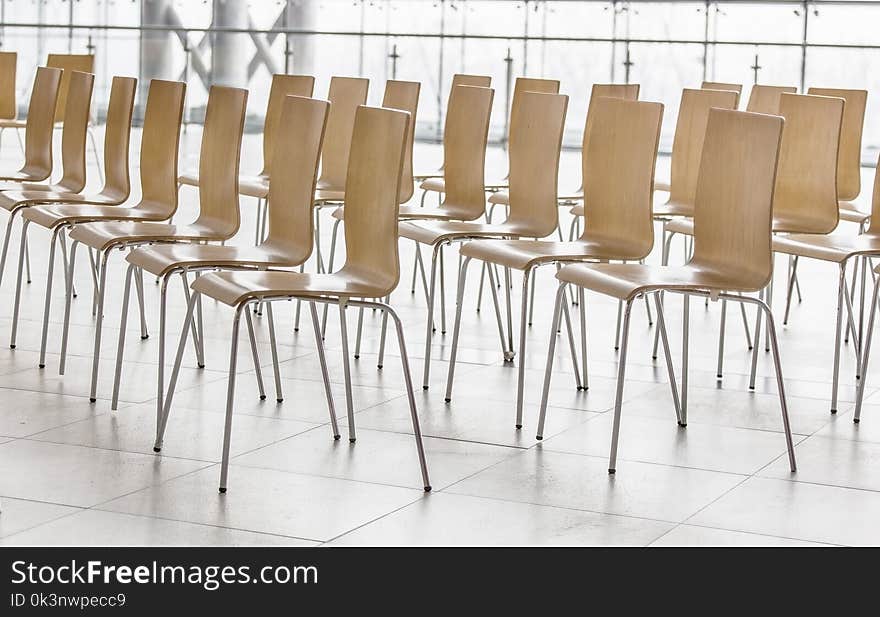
[442, 85, 494, 220]
[692, 108, 784, 290]
[506, 91, 569, 238]
[771, 93, 843, 234]
[746, 85, 798, 115]
[382, 80, 420, 204]
[265, 95, 329, 262]
[20, 66, 62, 180]
[0, 52, 16, 120]
[870, 153, 880, 233]
[583, 84, 640, 149]
[341, 105, 410, 294]
[100, 76, 137, 200]
[580, 97, 663, 260]
[511, 77, 560, 116]
[316, 76, 369, 191]
[193, 85, 248, 238]
[57, 71, 94, 192]
[668, 88, 739, 207]
[138, 79, 186, 213]
[260, 74, 315, 176]
[451, 74, 492, 89]
[807, 87, 868, 201]
[46, 53, 95, 123]
[702, 81, 742, 106]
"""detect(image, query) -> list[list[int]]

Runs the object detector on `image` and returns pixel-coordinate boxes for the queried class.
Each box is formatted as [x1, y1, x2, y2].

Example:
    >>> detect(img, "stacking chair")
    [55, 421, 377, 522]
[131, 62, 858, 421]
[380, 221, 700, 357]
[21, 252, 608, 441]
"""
[445, 97, 663, 428]
[413, 73, 492, 187]
[177, 74, 315, 245]
[653, 88, 739, 195]
[746, 84, 797, 114]
[0, 52, 22, 152]
[536, 107, 795, 475]
[160, 105, 431, 494]
[65, 85, 245, 409]
[0, 70, 94, 291]
[9, 76, 136, 348]
[807, 88, 868, 228]
[0, 66, 61, 183]
[400, 91, 569, 391]
[21, 79, 185, 374]
[667, 93, 844, 381]
[419, 77, 560, 199]
[701, 81, 742, 104]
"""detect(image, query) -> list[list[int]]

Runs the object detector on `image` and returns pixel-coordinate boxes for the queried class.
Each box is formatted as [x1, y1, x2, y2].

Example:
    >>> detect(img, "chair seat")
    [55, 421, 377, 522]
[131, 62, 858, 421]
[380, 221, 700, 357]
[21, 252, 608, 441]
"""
[772, 231, 880, 263]
[178, 171, 269, 199]
[653, 198, 693, 218]
[460, 235, 651, 271]
[413, 169, 443, 182]
[192, 270, 391, 306]
[556, 262, 766, 301]
[23, 202, 167, 230]
[771, 212, 837, 235]
[664, 218, 694, 236]
[0, 118, 26, 129]
[0, 179, 60, 192]
[332, 203, 481, 222]
[838, 200, 871, 224]
[126, 242, 304, 277]
[398, 220, 549, 246]
[314, 188, 345, 203]
[0, 188, 122, 212]
[653, 177, 671, 193]
[420, 177, 508, 194]
[490, 189, 583, 207]
[68, 220, 228, 251]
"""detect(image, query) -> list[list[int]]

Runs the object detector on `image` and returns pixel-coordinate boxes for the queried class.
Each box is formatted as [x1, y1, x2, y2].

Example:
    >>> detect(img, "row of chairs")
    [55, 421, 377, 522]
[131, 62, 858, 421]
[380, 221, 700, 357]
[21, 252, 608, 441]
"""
[0, 58, 873, 493]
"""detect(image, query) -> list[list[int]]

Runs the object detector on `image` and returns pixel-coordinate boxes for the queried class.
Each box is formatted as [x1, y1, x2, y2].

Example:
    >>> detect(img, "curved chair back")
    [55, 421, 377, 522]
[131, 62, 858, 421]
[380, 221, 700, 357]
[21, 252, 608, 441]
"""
[194, 86, 248, 239]
[316, 76, 369, 191]
[747, 85, 798, 115]
[46, 53, 95, 123]
[260, 74, 315, 177]
[701, 81, 742, 106]
[870, 153, 880, 233]
[0, 52, 16, 120]
[668, 88, 739, 208]
[581, 98, 663, 260]
[138, 80, 186, 214]
[451, 74, 492, 89]
[442, 85, 494, 220]
[20, 67, 62, 180]
[772, 93, 843, 234]
[382, 80, 420, 204]
[341, 105, 410, 294]
[692, 108, 784, 290]
[808, 87, 868, 201]
[506, 91, 568, 238]
[57, 71, 94, 192]
[100, 76, 137, 201]
[576, 83, 640, 192]
[265, 95, 330, 262]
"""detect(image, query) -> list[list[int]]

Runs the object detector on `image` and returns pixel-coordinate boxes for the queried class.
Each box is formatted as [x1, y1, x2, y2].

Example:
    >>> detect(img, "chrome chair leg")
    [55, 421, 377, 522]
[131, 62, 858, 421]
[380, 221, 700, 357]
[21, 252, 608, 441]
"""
[266, 303, 284, 403]
[536, 283, 568, 440]
[653, 292, 683, 425]
[681, 293, 690, 425]
[514, 266, 533, 428]
[38, 227, 64, 367]
[578, 287, 589, 390]
[59, 239, 79, 375]
[377, 294, 390, 369]
[748, 286, 765, 390]
[338, 301, 357, 442]
[831, 266, 847, 413]
[758, 297, 797, 472]
[854, 276, 880, 423]
[135, 266, 149, 340]
[9, 219, 35, 349]
[308, 301, 341, 439]
[445, 256, 473, 402]
[219, 303, 245, 493]
[88, 249, 112, 403]
[421, 242, 441, 389]
[244, 309, 266, 401]
[716, 299, 727, 379]
[485, 257, 510, 360]
[154, 289, 198, 449]
[111, 263, 136, 411]
[608, 298, 635, 473]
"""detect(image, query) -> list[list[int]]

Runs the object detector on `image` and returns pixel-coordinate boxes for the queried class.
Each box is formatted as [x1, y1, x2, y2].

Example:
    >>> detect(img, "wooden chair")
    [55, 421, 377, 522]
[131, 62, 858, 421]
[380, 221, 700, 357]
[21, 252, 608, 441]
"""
[0, 70, 94, 292]
[178, 74, 315, 245]
[314, 76, 370, 197]
[806, 88, 869, 227]
[701, 81, 742, 105]
[399, 90, 569, 391]
[0, 66, 61, 183]
[9, 76, 136, 350]
[537, 107, 795, 475]
[115, 95, 331, 427]
[0, 51, 22, 152]
[419, 76, 560, 197]
[22, 79, 186, 373]
[160, 105, 431, 494]
[414, 73, 492, 185]
[66, 85, 246, 410]
[746, 84, 798, 114]
[446, 97, 664, 428]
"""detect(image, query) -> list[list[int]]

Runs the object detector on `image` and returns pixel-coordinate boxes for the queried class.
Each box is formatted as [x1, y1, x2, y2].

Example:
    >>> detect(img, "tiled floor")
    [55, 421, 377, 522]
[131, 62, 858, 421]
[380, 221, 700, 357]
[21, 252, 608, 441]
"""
[0, 129, 878, 546]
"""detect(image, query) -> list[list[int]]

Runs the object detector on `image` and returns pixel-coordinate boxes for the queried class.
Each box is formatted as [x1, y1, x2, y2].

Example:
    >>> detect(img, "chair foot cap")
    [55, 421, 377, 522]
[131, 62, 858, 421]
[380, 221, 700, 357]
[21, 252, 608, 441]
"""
[515, 424, 522, 430]
[153, 447, 161, 453]
[354, 354, 359, 360]
[678, 422, 687, 427]
[608, 468, 616, 475]
[831, 409, 838, 414]
[9, 344, 14, 349]
[333, 435, 341, 440]
[276, 398, 283, 403]
[716, 374, 723, 379]
[141, 335, 149, 340]
[424, 486, 432, 492]
[259, 395, 267, 400]
[197, 363, 205, 369]
[349, 438, 356, 443]
[536, 435, 543, 441]
[89, 398, 96, 403]
[38, 364, 45, 369]
[218, 487, 227, 494]
[423, 385, 429, 391]
[854, 418, 860, 424]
